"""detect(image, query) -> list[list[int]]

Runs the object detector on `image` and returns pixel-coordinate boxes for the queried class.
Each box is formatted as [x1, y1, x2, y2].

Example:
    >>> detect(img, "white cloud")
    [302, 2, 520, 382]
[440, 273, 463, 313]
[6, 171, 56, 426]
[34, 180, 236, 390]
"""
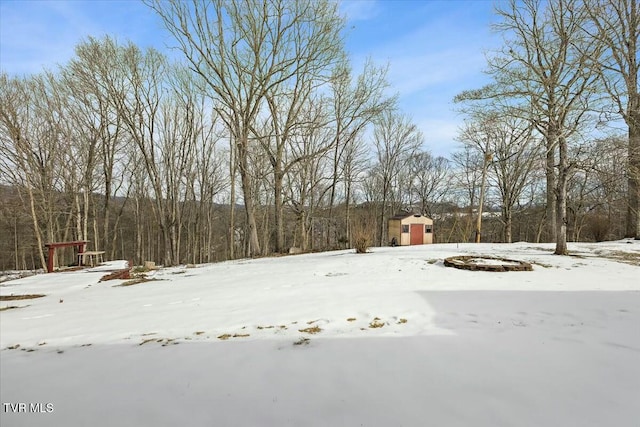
[1, 1, 99, 74]
[388, 49, 487, 96]
[0, 1, 161, 76]
[415, 117, 462, 157]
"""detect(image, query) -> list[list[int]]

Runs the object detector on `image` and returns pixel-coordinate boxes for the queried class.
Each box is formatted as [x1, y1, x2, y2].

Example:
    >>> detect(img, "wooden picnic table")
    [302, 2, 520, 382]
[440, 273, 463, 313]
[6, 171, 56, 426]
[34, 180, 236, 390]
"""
[44, 240, 88, 273]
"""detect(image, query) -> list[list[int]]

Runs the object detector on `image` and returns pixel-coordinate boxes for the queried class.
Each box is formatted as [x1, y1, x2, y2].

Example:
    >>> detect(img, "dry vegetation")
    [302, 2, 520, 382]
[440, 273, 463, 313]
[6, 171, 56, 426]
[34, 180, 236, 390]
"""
[369, 317, 385, 328]
[597, 250, 640, 266]
[298, 326, 322, 334]
[0, 305, 27, 311]
[0, 294, 45, 301]
[114, 276, 159, 287]
[217, 333, 251, 340]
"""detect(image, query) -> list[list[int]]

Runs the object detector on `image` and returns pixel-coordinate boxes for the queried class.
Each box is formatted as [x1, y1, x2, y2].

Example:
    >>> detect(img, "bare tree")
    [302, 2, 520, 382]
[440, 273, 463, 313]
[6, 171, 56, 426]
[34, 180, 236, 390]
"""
[584, 0, 639, 238]
[147, 0, 346, 257]
[408, 152, 451, 220]
[0, 73, 67, 269]
[285, 100, 334, 251]
[324, 56, 394, 248]
[458, 112, 542, 243]
[259, 9, 344, 253]
[448, 144, 484, 242]
[185, 109, 227, 264]
[371, 111, 422, 246]
[65, 37, 130, 257]
[103, 42, 184, 265]
[456, 0, 605, 254]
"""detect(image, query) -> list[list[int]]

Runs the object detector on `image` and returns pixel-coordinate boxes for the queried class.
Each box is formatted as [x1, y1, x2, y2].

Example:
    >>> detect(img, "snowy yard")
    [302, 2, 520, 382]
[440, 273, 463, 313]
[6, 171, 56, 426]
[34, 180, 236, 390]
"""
[1, 241, 639, 426]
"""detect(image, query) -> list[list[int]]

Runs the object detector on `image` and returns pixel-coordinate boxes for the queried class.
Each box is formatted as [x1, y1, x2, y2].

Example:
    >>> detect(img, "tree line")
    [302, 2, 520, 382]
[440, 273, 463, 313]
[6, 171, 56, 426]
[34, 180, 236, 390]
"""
[0, 0, 636, 271]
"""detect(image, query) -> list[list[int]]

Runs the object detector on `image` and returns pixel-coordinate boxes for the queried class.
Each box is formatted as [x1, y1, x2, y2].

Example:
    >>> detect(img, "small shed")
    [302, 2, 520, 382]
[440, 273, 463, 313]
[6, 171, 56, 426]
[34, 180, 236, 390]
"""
[388, 213, 434, 246]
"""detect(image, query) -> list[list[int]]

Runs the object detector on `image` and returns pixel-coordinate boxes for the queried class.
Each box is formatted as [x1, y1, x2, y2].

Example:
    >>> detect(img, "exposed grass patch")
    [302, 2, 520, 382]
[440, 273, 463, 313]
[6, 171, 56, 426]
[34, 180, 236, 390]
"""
[293, 337, 310, 346]
[397, 318, 408, 324]
[194, 331, 205, 335]
[568, 253, 588, 259]
[369, 317, 385, 328]
[257, 325, 275, 330]
[427, 259, 438, 264]
[298, 325, 322, 334]
[346, 317, 357, 322]
[140, 337, 181, 346]
[531, 261, 553, 268]
[217, 333, 250, 340]
[115, 277, 159, 287]
[99, 268, 131, 282]
[0, 294, 45, 301]
[0, 305, 29, 311]
[600, 250, 640, 266]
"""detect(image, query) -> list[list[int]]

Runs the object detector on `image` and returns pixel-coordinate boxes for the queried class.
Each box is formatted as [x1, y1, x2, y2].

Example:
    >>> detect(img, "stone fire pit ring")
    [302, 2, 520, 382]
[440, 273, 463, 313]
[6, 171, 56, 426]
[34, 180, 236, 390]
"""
[444, 255, 533, 272]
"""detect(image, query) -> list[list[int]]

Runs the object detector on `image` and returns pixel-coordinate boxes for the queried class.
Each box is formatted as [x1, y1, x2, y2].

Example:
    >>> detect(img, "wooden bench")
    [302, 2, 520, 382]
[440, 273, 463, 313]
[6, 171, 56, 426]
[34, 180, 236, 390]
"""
[78, 251, 105, 267]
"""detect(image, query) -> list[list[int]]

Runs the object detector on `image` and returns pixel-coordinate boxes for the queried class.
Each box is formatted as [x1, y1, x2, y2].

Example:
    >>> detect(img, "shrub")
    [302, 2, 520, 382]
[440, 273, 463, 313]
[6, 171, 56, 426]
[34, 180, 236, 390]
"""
[586, 214, 609, 242]
[351, 220, 371, 254]
[353, 236, 369, 254]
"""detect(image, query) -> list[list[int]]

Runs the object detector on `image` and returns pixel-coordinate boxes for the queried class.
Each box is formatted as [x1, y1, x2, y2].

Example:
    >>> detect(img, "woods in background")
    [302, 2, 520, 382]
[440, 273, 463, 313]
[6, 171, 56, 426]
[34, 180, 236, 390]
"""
[0, 0, 637, 270]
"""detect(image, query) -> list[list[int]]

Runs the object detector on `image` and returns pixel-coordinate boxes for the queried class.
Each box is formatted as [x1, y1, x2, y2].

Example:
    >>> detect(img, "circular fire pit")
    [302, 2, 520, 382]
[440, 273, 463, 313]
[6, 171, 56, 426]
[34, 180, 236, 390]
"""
[444, 255, 532, 272]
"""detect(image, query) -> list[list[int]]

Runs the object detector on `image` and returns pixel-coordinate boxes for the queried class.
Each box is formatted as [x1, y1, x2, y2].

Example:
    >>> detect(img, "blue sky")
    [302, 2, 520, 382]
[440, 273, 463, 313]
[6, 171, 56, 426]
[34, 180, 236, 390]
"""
[0, 0, 503, 157]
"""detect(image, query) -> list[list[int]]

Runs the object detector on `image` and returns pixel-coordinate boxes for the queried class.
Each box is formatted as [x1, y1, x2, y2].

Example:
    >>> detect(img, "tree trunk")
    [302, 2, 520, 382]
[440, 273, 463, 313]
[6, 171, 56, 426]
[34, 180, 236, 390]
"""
[626, 107, 640, 239]
[546, 139, 557, 242]
[27, 187, 47, 271]
[229, 141, 236, 259]
[554, 138, 569, 255]
[475, 153, 490, 243]
[503, 206, 513, 243]
[237, 141, 261, 257]
[345, 178, 352, 247]
[378, 186, 388, 247]
[273, 168, 284, 253]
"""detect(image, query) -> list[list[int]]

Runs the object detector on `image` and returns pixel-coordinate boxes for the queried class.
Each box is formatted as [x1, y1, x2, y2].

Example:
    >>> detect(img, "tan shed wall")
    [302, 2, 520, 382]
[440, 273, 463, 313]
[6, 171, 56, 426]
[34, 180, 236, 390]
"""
[424, 229, 433, 244]
[388, 220, 402, 245]
[401, 231, 411, 246]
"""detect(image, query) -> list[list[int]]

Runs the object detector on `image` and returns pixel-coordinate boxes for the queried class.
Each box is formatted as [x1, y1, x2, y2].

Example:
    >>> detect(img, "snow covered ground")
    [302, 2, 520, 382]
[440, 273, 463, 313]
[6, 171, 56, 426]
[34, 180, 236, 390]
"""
[1, 241, 639, 426]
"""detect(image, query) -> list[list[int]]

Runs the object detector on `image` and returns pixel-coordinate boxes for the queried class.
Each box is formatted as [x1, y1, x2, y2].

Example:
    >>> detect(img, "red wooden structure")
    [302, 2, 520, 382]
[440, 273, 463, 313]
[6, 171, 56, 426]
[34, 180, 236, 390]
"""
[44, 240, 88, 273]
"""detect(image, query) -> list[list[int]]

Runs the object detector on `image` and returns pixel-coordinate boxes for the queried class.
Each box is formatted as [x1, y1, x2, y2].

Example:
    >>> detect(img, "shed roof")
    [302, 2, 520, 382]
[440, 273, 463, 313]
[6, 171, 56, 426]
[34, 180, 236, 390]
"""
[389, 212, 431, 220]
